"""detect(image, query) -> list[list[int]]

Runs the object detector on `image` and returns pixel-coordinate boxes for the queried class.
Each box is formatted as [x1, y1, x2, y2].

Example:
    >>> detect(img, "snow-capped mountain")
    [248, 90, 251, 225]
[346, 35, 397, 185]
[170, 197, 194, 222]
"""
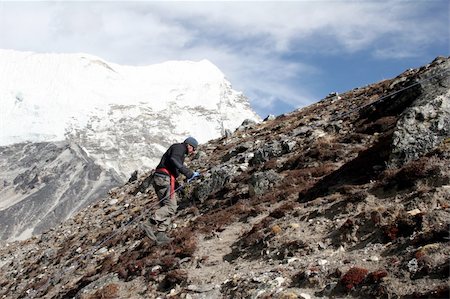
[0, 49, 260, 241]
[0, 49, 260, 177]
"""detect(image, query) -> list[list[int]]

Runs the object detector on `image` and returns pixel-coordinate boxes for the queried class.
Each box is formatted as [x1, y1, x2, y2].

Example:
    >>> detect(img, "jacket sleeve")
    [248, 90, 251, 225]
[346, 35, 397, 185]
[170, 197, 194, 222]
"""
[169, 145, 194, 178]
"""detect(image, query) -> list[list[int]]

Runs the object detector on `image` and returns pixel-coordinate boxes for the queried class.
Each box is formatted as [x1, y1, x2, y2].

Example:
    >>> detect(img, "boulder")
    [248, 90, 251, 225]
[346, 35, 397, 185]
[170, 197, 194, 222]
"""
[249, 170, 282, 196]
[389, 60, 450, 168]
[193, 166, 236, 202]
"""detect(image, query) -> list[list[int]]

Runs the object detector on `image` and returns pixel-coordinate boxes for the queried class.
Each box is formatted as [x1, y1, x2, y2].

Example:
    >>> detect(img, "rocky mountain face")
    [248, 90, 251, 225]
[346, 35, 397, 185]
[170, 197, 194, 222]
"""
[0, 50, 260, 241]
[0, 57, 448, 299]
[0, 141, 122, 241]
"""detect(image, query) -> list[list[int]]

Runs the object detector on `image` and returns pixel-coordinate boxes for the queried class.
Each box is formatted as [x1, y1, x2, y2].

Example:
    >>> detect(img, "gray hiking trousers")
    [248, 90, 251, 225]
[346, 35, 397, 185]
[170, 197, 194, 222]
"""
[151, 173, 178, 232]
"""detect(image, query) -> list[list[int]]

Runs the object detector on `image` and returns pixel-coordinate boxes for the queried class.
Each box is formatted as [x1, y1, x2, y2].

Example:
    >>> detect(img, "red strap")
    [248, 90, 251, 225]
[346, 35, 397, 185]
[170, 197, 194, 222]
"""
[156, 168, 175, 199]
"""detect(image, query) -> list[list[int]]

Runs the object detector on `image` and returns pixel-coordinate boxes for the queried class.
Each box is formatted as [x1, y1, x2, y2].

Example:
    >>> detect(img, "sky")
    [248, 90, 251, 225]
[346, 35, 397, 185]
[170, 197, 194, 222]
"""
[0, 1, 449, 118]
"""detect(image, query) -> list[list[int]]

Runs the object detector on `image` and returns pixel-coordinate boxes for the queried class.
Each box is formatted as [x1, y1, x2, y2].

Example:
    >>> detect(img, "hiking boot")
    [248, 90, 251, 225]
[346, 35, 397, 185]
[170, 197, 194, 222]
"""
[140, 223, 157, 242]
[156, 232, 173, 245]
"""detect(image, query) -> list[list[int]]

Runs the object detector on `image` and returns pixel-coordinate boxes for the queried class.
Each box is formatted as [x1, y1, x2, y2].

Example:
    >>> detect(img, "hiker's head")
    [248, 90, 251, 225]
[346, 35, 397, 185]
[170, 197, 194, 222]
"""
[184, 137, 198, 154]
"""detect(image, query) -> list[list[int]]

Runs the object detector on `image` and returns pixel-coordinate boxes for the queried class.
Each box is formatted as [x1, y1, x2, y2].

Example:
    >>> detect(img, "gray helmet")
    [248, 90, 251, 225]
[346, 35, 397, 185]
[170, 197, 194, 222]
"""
[184, 137, 199, 149]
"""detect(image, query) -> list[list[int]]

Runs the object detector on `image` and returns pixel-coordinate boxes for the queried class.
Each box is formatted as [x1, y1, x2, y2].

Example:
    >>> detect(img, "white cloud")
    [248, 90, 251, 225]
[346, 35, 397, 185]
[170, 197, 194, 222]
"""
[0, 0, 447, 115]
[3, 1, 443, 61]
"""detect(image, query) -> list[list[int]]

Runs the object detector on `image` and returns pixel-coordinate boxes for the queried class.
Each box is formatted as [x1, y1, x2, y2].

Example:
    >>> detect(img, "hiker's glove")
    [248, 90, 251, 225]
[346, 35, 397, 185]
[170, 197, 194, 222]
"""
[188, 171, 200, 183]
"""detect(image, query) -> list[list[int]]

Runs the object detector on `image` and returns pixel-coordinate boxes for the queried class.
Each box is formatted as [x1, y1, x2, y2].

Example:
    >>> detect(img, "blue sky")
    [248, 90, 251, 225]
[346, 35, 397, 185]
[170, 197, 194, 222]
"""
[0, 1, 448, 118]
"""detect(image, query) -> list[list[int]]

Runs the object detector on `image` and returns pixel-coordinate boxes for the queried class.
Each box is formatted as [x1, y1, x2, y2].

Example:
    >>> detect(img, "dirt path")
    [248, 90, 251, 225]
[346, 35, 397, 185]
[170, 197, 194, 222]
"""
[185, 212, 268, 294]
[188, 221, 248, 285]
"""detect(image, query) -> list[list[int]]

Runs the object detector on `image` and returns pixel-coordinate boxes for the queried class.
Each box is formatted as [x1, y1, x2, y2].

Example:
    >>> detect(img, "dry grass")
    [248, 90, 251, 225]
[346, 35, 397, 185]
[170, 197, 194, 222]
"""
[379, 156, 445, 190]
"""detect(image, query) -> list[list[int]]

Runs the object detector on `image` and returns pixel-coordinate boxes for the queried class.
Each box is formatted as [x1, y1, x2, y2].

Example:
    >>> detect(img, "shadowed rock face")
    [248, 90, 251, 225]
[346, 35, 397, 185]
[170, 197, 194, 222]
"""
[0, 57, 449, 299]
[0, 141, 122, 241]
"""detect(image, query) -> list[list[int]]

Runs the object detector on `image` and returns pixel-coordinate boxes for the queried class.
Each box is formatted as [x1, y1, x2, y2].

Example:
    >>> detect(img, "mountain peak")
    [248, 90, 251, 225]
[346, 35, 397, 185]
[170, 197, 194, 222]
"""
[0, 49, 259, 147]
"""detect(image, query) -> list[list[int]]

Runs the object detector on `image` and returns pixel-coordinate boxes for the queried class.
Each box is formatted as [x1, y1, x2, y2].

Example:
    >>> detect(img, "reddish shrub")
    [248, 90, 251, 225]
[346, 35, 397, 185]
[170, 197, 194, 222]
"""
[368, 270, 388, 283]
[117, 266, 128, 280]
[384, 225, 399, 241]
[370, 211, 382, 225]
[159, 269, 187, 291]
[341, 219, 354, 230]
[380, 157, 443, 190]
[242, 216, 274, 247]
[171, 228, 197, 257]
[381, 212, 424, 242]
[269, 202, 296, 219]
[341, 267, 369, 290]
[100, 254, 116, 273]
[243, 230, 265, 247]
[29, 276, 49, 291]
[160, 255, 178, 270]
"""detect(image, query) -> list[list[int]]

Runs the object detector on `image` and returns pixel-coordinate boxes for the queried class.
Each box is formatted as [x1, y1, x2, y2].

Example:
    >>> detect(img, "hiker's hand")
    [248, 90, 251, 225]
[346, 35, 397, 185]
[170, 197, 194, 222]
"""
[188, 172, 200, 183]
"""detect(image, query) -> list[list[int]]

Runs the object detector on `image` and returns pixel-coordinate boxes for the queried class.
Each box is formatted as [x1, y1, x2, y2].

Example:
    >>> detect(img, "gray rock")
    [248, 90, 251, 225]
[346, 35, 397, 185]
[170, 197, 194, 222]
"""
[264, 114, 276, 121]
[293, 126, 313, 137]
[249, 170, 282, 196]
[193, 166, 236, 202]
[236, 119, 258, 131]
[249, 142, 283, 166]
[282, 140, 297, 153]
[249, 139, 295, 166]
[389, 60, 450, 168]
[221, 142, 253, 163]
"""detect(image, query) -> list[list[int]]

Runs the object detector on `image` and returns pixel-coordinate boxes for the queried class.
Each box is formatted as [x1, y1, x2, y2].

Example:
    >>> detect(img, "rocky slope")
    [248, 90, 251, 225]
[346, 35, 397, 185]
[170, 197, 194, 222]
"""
[0, 57, 448, 299]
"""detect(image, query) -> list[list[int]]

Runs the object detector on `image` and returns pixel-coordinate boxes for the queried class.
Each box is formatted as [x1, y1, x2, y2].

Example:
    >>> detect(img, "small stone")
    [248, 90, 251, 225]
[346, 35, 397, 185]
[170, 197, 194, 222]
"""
[108, 198, 118, 205]
[407, 258, 418, 273]
[318, 259, 328, 266]
[272, 225, 282, 234]
[186, 284, 215, 292]
[406, 208, 422, 216]
[279, 291, 298, 299]
[370, 256, 380, 262]
[95, 247, 108, 255]
[275, 276, 285, 286]
[299, 293, 311, 299]
[290, 223, 300, 229]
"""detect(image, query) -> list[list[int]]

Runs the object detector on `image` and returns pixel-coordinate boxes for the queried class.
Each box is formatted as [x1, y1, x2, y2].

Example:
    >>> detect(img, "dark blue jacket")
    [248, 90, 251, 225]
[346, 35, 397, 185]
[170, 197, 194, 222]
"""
[155, 143, 194, 179]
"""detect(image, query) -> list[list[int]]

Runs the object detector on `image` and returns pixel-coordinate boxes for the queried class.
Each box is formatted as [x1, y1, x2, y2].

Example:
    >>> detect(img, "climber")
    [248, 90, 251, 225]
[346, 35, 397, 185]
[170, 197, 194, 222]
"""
[141, 137, 200, 245]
